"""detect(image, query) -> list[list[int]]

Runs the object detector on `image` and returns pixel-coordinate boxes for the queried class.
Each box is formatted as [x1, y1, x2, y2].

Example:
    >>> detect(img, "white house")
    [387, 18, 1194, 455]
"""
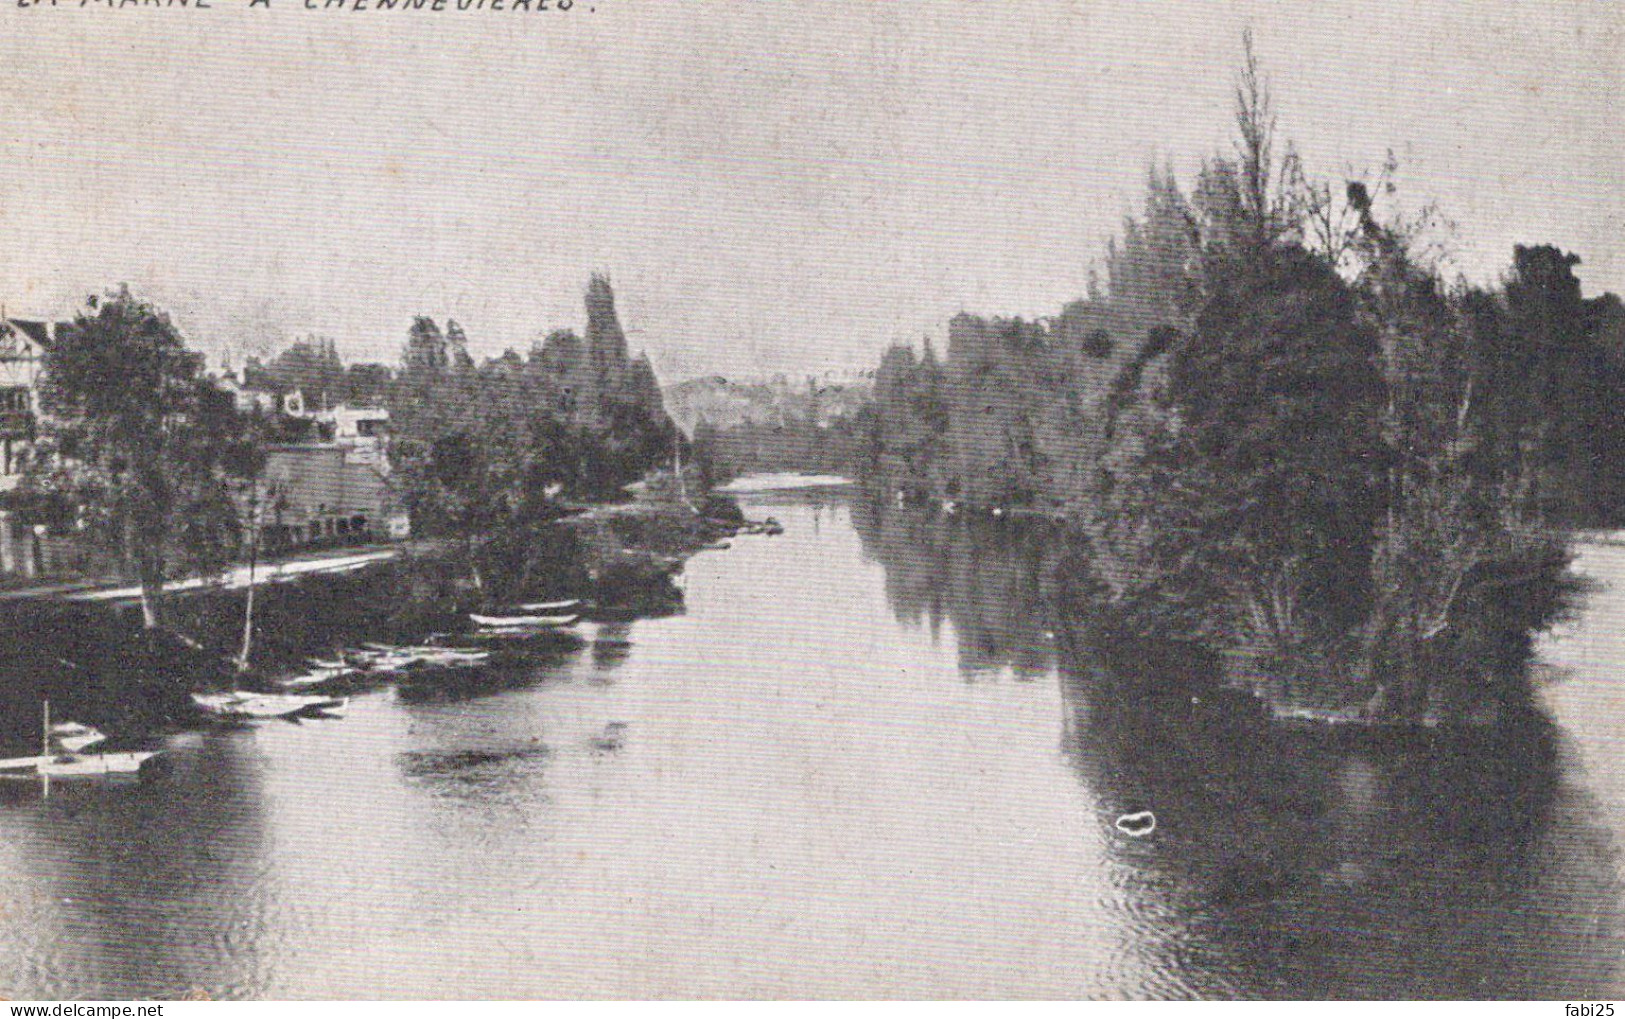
[0, 318, 64, 493]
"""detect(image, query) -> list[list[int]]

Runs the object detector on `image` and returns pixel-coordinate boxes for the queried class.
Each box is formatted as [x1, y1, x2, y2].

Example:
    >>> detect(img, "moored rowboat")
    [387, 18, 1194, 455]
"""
[277, 665, 355, 688]
[190, 692, 342, 719]
[470, 611, 581, 629]
[511, 599, 582, 613]
[50, 721, 106, 753]
[0, 751, 158, 778]
[354, 643, 492, 668]
[36, 752, 158, 777]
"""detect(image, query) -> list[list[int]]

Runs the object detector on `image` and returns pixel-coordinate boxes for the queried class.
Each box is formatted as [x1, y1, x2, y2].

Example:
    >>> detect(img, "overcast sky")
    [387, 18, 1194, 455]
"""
[0, 0, 1619, 380]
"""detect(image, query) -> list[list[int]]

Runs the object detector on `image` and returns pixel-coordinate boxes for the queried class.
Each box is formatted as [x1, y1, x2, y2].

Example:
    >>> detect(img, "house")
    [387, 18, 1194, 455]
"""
[250, 444, 409, 550]
[316, 404, 391, 473]
[265, 387, 393, 472]
[215, 370, 280, 415]
[0, 317, 70, 493]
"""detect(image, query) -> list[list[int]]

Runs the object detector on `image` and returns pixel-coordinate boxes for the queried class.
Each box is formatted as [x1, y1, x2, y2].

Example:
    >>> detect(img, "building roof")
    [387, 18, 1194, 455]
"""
[8, 321, 51, 347]
[261, 443, 399, 523]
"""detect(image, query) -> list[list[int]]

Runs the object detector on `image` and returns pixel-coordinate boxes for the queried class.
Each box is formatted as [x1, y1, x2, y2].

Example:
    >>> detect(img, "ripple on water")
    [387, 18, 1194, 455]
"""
[398, 745, 552, 779]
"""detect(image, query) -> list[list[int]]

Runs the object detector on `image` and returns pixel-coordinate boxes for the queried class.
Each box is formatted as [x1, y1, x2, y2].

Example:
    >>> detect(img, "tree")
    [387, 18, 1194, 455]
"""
[1346, 192, 1492, 708]
[1128, 38, 1383, 649]
[32, 287, 261, 629]
[344, 362, 395, 405]
[1154, 244, 1382, 647]
[402, 316, 449, 375]
[1500, 245, 1604, 520]
[262, 336, 346, 408]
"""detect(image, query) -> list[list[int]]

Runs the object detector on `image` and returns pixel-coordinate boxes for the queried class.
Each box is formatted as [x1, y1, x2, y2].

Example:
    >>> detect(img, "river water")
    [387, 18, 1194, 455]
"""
[0, 485, 1623, 999]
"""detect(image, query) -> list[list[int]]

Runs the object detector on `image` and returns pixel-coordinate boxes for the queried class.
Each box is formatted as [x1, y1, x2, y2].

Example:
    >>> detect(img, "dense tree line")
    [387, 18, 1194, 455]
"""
[11, 276, 680, 623]
[690, 414, 872, 487]
[23, 287, 265, 628]
[242, 336, 395, 410]
[861, 39, 1625, 717]
[243, 275, 681, 537]
[384, 275, 679, 542]
[678, 375, 875, 486]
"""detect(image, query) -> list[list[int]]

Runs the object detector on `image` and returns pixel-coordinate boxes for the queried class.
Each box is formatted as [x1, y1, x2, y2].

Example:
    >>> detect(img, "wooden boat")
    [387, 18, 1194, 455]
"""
[277, 664, 355, 688]
[190, 691, 342, 719]
[49, 721, 106, 753]
[470, 611, 581, 629]
[344, 647, 424, 672]
[459, 625, 579, 643]
[356, 643, 491, 668]
[0, 754, 54, 773]
[415, 649, 491, 667]
[37, 752, 157, 777]
[512, 599, 582, 613]
[0, 752, 159, 779]
[362, 641, 488, 660]
[0, 704, 160, 781]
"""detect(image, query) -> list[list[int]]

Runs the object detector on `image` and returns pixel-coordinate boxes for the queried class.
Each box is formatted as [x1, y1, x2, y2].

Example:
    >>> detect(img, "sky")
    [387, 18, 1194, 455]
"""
[0, 0, 1619, 381]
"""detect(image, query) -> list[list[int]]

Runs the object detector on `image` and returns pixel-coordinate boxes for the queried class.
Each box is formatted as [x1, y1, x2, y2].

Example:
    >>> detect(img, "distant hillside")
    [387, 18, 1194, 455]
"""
[663, 372, 872, 435]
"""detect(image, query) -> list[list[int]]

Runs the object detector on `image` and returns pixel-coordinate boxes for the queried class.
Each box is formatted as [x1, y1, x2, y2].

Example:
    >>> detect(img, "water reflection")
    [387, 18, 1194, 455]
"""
[1062, 653, 1625, 997]
[850, 498, 1059, 681]
[855, 497, 1625, 997]
[0, 491, 1620, 998]
[0, 730, 277, 999]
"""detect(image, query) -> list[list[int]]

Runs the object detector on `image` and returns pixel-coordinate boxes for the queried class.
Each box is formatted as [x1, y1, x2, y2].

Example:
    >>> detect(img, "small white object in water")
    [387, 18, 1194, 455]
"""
[1115, 811, 1156, 837]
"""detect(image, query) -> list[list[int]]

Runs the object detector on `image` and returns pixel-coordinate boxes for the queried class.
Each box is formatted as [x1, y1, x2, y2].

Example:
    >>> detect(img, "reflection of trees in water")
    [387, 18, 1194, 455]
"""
[1059, 639, 1625, 998]
[850, 498, 1059, 680]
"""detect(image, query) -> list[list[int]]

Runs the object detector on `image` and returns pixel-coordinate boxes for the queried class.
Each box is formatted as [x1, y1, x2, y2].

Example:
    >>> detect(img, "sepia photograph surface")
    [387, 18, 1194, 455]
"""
[0, 0, 1622, 1001]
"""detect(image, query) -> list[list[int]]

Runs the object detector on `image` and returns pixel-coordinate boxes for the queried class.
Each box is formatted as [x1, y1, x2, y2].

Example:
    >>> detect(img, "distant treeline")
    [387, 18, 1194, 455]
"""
[858, 43, 1625, 718]
[248, 274, 682, 537]
[674, 374, 874, 486]
[691, 414, 871, 486]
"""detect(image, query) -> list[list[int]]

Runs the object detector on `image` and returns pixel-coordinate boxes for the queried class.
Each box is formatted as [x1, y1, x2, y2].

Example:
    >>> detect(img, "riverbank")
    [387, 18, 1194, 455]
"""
[846, 481, 1562, 733]
[2, 484, 1610, 998]
[0, 491, 767, 745]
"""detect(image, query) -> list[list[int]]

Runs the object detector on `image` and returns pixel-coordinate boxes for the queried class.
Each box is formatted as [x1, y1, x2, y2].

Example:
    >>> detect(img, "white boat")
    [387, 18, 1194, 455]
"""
[470, 611, 581, 629]
[190, 691, 341, 719]
[0, 754, 53, 773]
[277, 665, 354, 688]
[357, 643, 491, 668]
[1, 704, 163, 784]
[345, 647, 423, 671]
[36, 752, 158, 777]
[512, 599, 582, 613]
[413, 649, 491, 666]
[50, 721, 107, 753]
[0, 752, 158, 779]
[462, 625, 557, 641]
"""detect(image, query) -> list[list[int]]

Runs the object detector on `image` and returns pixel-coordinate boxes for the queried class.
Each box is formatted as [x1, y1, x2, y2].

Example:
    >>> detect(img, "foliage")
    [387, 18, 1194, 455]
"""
[854, 36, 1624, 721]
[29, 286, 262, 627]
[382, 279, 680, 584]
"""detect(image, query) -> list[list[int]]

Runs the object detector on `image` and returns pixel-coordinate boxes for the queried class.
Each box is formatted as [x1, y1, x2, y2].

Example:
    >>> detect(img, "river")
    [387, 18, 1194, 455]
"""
[0, 484, 1622, 998]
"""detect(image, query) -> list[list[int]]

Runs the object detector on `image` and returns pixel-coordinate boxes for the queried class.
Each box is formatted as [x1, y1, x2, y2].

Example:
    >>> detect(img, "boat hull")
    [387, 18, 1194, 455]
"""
[470, 612, 581, 628]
